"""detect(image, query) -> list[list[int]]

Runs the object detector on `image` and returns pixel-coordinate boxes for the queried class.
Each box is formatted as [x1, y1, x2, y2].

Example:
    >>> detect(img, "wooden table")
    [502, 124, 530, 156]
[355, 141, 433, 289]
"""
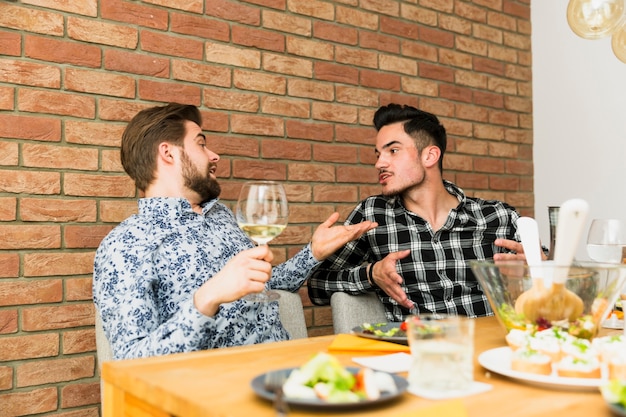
[101, 317, 619, 417]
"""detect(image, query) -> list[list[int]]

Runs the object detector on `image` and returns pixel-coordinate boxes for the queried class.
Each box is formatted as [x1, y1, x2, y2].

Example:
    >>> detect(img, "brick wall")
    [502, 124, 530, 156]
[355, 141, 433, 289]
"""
[0, 0, 532, 415]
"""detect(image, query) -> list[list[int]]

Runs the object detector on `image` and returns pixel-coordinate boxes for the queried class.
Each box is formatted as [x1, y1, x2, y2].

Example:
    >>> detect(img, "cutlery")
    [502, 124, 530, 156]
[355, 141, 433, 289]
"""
[264, 370, 289, 416]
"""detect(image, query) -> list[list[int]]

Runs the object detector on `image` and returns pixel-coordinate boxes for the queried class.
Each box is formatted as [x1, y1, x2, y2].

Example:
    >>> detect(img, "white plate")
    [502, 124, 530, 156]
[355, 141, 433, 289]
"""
[478, 347, 603, 391]
[351, 323, 408, 345]
[250, 367, 408, 408]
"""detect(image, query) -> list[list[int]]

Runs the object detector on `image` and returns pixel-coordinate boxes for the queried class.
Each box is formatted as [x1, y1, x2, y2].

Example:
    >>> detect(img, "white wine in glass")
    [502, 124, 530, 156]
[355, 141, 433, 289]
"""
[586, 219, 625, 263]
[235, 181, 289, 302]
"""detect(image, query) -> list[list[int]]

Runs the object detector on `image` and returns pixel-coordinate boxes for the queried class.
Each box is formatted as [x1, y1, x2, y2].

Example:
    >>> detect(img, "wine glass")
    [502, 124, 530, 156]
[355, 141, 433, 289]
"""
[586, 219, 625, 263]
[235, 181, 289, 302]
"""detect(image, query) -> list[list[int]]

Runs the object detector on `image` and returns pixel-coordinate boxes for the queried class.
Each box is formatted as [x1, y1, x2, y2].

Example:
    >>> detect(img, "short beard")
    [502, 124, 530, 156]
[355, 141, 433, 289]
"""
[180, 150, 221, 204]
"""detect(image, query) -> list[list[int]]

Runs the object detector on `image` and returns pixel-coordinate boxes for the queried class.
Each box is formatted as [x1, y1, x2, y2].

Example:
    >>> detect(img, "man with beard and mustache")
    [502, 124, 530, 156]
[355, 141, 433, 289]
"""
[307, 103, 527, 321]
[93, 103, 376, 359]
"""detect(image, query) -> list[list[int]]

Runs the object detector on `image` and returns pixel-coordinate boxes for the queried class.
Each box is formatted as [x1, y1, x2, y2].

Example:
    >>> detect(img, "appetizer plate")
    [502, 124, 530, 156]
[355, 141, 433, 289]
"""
[478, 347, 602, 391]
[250, 367, 408, 409]
[351, 323, 408, 345]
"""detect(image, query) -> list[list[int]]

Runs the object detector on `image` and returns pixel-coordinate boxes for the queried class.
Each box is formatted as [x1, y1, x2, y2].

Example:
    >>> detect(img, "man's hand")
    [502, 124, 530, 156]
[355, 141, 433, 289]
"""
[493, 238, 548, 261]
[310, 212, 377, 261]
[193, 245, 273, 316]
[369, 250, 414, 309]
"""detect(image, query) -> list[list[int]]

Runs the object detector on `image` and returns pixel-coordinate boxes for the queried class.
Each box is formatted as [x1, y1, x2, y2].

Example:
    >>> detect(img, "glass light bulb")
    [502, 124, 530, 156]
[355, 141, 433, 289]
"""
[612, 21, 626, 62]
[567, 0, 625, 39]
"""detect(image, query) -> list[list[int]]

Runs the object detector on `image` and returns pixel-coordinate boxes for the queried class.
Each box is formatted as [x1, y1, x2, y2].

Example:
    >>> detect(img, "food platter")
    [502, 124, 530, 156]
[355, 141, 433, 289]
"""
[478, 347, 603, 391]
[250, 367, 408, 409]
[351, 323, 408, 345]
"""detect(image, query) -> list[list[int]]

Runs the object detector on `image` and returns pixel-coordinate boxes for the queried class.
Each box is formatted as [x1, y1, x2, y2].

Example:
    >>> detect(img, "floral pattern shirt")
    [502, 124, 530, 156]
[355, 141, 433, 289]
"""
[307, 181, 519, 321]
[93, 197, 318, 359]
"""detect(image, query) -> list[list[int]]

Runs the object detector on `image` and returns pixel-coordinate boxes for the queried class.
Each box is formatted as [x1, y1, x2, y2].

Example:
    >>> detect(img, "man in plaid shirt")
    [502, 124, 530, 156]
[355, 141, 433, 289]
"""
[307, 104, 525, 321]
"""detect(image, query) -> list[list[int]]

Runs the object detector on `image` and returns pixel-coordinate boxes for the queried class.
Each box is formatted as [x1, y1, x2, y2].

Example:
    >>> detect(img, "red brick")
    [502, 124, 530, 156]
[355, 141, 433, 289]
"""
[0, 141, 18, 166]
[20, 198, 96, 222]
[0, 309, 18, 334]
[22, 143, 99, 170]
[0, 366, 12, 390]
[104, 49, 169, 78]
[101, 0, 168, 29]
[23, 252, 95, 277]
[18, 89, 95, 118]
[145, 0, 203, 13]
[65, 68, 135, 98]
[138, 79, 201, 105]
[335, 45, 378, 68]
[17, 356, 95, 387]
[360, 69, 401, 91]
[234, 69, 286, 94]
[0, 333, 59, 361]
[0, 387, 57, 416]
[290, 0, 334, 20]
[203, 88, 259, 112]
[0, 30, 21, 56]
[61, 382, 101, 408]
[311, 102, 358, 124]
[231, 114, 284, 137]
[286, 120, 334, 142]
[0, 58, 60, 88]
[65, 120, 125, 147]
[99, 200, 138, 223]
[205, 0, 260, 24]
[68, 16, 138, 48]
[172, 60, 231, 87]
[171, 11, 229, 40]
[314, 61, 359, 85]
[313, 143, 358, 164]
[337, 165, 377, 183]
[25, 35, 101, 68]
[64, 173, 136, 198]
[22, 303, 95, 331]
[263, 10, 311, 36]
[0, 114, 61, 142]
[63, 328, 96, 354]
[0, 4, 63, 36]
[287, 79, 334, 101]
[0, 170, 61, 194]
[232, 160, 287, 180]
[140, 30, 203, 59]
[98, 98, 150, 121]
[287, 37, 334, 61]
[335, 124, 375, 145]
[262, 139, 311, 160]
[232, 26, 285, 52]
[64, 225, 115, 249]
[0, 225, 60, 250]
[288, 163, 335, 182]
[313, 20, 356, 44]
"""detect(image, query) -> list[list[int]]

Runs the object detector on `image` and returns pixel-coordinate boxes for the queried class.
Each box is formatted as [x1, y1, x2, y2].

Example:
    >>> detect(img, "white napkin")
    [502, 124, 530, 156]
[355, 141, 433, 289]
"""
[408, 381, 493, 400]
[351, 353, 412, 373]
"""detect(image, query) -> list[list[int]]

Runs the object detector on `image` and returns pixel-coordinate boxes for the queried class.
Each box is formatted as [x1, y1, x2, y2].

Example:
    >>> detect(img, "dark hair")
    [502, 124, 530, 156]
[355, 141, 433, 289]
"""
[373, 104, 447, 171]
[121, 103, 202, 191]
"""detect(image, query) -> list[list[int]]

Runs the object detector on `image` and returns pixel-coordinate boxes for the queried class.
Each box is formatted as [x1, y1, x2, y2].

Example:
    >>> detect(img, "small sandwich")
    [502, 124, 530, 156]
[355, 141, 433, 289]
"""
[555, 356, 601, 379]
[510, 347, 553, 376]
[505, 329, 531, 351]
[608, 350, 626, 381]
[560, 338, 597, 361]
[592, 334, 626, 362]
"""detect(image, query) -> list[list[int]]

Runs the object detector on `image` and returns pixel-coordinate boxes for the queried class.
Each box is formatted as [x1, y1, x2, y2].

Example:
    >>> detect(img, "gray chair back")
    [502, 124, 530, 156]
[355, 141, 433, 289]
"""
[330, 292, 387, 334]
[95, 289, 308, 368]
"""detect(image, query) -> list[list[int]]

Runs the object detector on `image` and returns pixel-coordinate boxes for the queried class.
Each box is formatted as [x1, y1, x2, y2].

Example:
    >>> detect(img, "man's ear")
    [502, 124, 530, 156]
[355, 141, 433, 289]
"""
[157, 142, 176, 165]
[422, 145, 441, 169]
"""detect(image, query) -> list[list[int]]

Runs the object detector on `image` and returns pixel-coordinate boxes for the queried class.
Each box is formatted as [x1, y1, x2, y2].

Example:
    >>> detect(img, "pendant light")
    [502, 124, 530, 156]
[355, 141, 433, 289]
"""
[567, 0, 625, 39]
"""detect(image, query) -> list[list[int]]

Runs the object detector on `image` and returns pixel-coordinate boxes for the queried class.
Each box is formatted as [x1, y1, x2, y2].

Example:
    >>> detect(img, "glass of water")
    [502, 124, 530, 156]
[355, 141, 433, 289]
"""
[586, 219, 625, 264]
[406, 314, 475, 393]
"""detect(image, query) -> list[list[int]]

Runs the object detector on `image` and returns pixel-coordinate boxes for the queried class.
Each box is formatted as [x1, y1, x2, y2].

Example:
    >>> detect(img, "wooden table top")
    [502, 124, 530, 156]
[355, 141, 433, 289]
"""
[101, 316, 620, 417]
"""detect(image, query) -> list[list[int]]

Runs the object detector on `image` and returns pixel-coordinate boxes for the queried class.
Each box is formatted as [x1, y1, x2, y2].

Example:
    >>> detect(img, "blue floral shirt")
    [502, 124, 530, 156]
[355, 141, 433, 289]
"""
[93, 197, 319, 359]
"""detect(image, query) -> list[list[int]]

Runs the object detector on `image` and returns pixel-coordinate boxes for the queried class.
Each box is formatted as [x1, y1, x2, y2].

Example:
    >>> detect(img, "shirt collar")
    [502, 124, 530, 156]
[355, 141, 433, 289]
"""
[385, 180, 467, 209]
[137, 197, 219, 219]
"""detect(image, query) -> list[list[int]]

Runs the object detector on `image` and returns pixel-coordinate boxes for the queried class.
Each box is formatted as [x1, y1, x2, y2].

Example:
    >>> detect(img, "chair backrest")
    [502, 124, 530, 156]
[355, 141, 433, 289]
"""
[94, 289, 308, 369]
[330, 292, 387, 334]
[275, 289, 309, 339]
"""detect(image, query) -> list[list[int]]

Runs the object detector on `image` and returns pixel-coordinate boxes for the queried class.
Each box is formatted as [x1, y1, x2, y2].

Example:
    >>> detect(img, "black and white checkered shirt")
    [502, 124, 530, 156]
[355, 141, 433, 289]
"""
[307, 181, 519, 321]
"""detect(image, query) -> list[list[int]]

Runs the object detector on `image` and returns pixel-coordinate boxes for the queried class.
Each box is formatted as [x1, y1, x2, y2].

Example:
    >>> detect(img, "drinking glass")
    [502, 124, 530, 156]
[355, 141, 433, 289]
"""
[406, 314, 475, 394]
[235, 181, 289, 302]
[586, 219, 625, 264]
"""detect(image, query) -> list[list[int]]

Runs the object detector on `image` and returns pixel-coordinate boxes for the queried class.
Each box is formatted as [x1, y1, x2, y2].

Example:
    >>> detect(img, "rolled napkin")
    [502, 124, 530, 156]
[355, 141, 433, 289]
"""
[327, 334, 411, 353]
